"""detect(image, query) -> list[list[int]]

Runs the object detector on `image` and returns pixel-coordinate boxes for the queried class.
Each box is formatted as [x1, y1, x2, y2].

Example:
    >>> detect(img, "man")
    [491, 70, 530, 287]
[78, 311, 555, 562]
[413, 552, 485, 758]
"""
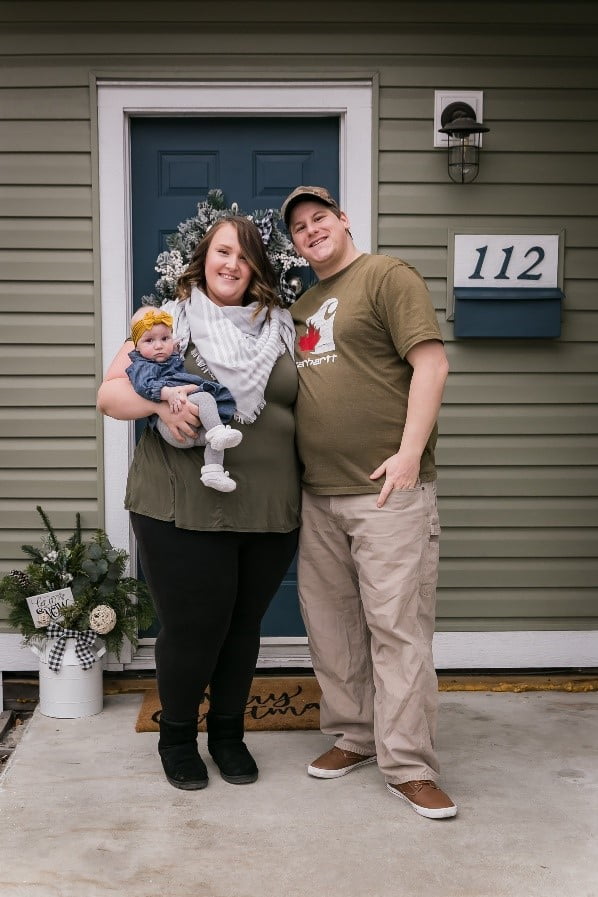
[282, 185, 455, 819]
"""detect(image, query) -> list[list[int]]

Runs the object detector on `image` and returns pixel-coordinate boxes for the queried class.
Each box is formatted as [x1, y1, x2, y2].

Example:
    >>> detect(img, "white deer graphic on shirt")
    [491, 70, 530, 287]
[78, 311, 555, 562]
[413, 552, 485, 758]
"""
[298, 298, 338, 354]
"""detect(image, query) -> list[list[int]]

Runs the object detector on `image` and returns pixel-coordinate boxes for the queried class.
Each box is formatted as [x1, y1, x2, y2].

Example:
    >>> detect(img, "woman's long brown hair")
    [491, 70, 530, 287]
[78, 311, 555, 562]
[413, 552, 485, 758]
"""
[176, 216, 281, 317]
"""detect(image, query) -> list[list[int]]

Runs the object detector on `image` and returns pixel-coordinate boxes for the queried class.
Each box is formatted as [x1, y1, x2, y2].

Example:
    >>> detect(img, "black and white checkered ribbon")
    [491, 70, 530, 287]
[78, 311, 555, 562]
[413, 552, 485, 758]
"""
[253, 209, 274, 247]
[279, 274, 297, 306]
[46, 622, 98, 672]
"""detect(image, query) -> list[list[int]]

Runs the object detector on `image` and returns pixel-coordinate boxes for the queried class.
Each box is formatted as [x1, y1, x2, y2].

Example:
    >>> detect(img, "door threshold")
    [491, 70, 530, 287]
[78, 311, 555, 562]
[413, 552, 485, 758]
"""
[125, 642, 312, 671]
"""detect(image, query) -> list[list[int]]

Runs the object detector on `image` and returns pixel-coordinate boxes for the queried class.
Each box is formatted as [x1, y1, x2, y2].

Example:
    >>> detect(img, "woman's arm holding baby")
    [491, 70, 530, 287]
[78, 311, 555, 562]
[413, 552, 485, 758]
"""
[97, 341, 200, 440]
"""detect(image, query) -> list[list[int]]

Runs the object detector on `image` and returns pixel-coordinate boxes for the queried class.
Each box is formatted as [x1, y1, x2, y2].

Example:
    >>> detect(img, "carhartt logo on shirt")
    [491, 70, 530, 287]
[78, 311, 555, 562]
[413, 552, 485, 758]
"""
[298, 298, 338, 354]
[296, 353, 337, 369]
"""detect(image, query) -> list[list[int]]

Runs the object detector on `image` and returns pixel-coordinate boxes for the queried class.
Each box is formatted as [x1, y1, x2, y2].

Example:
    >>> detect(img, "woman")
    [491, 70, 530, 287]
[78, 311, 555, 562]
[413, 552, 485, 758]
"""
[97, 216, 300, 790]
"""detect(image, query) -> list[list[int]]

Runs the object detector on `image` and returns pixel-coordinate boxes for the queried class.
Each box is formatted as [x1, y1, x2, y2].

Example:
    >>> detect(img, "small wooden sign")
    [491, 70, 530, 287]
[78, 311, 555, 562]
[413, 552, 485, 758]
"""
[26, 588, 75, 628]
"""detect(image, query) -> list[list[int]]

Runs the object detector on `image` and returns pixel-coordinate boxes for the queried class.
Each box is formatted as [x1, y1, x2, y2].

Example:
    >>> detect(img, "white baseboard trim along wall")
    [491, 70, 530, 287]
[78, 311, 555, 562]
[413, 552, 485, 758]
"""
[254, 632, 598, 670]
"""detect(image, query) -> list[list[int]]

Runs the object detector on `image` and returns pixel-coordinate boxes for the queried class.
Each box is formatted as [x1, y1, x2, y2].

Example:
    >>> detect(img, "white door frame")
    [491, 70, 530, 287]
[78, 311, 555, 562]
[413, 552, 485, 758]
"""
[96, 80, 374, 664]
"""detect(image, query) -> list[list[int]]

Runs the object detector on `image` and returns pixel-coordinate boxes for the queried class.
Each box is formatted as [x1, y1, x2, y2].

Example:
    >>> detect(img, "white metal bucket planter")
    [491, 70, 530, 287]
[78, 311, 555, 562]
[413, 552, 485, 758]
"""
[31, 636, 106, 719]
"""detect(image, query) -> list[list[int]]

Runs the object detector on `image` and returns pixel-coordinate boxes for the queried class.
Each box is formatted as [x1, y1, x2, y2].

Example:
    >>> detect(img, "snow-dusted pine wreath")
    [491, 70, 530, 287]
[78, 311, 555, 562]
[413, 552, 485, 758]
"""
[140, 188, 309, 308]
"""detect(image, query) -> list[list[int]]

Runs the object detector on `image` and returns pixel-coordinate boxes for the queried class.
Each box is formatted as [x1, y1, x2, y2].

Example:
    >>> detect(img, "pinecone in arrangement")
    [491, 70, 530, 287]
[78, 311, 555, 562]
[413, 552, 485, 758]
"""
[9, 569, 32, 591]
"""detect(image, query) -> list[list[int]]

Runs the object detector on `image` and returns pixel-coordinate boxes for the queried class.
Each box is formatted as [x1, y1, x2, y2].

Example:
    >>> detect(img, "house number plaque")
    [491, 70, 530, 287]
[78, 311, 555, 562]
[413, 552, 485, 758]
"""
[448, 233, 562, 321]
[454, 234, 560, 289]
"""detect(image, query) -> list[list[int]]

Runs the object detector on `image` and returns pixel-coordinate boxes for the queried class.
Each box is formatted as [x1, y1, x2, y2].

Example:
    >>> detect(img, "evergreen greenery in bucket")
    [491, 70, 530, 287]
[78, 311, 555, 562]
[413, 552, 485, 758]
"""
[0, 506, 153, 658]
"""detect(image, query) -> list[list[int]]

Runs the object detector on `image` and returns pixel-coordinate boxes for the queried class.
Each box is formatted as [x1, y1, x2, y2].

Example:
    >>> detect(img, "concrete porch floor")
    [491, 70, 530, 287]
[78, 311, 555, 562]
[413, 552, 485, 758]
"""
[1, 689, 597, 897]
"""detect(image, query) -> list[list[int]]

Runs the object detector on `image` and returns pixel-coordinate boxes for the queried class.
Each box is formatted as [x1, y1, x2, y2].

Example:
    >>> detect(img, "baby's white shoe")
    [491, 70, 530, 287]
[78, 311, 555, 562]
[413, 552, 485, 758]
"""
[200, 464, 237, 493]
[204, 424, 243, 452]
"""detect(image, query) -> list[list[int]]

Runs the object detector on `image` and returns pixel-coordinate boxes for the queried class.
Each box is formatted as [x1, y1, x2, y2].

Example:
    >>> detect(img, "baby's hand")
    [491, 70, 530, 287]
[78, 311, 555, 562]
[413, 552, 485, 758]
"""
[161, 384, 197, 413]
[160, 386, 183, 412]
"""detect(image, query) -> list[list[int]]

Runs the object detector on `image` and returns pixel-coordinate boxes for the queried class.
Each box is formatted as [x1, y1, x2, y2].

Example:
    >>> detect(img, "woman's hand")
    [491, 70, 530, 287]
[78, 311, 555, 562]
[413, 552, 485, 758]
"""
[156, 398, 201, 442]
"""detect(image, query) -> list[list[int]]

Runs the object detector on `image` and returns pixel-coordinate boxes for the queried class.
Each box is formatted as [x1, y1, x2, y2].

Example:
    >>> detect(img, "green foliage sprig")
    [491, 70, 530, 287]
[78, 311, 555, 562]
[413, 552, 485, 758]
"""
[0, 507, 153, 657]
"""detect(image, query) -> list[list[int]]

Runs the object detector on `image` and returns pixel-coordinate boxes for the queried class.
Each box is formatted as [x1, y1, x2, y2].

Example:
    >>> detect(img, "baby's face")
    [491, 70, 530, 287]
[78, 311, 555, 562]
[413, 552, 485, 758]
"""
[136, 323, 176, 363]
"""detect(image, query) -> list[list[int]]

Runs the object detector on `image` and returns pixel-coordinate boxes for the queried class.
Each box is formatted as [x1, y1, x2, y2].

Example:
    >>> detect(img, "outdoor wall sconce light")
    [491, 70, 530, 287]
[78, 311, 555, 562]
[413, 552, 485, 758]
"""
[438, 101, 490, 183]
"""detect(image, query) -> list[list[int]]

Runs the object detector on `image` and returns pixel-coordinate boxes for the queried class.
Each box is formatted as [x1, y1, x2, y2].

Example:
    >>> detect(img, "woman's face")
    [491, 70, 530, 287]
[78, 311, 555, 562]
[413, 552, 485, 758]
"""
[203, 222, 253, 307]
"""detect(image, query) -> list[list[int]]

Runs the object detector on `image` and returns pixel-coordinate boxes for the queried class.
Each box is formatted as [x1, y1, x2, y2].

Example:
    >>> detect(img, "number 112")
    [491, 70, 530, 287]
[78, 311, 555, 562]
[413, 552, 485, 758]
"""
[469, 245, 545, 281]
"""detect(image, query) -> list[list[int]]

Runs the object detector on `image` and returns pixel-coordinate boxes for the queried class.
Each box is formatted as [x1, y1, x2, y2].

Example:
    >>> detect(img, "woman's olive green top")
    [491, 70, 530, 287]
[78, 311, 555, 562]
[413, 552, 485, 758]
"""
[125, 348, 300, 533]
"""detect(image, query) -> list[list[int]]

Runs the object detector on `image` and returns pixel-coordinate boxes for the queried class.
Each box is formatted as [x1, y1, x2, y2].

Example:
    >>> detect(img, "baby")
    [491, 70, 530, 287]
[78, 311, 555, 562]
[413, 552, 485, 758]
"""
[126, 307, 242, 493]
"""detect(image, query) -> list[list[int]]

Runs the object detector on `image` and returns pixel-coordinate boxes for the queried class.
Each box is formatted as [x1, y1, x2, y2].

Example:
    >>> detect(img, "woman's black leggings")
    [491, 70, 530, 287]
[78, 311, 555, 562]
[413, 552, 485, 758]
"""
[130, 513, 298, 721]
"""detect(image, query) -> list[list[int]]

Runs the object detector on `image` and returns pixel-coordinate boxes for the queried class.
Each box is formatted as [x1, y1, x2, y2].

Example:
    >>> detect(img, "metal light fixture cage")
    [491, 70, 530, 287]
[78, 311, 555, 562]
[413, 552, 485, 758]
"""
[438, 101, 490, 184]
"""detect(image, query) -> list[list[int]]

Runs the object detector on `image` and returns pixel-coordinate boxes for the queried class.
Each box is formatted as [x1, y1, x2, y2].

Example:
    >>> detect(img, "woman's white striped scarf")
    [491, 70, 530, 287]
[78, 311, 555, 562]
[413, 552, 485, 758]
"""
[164, 287, 296, 424]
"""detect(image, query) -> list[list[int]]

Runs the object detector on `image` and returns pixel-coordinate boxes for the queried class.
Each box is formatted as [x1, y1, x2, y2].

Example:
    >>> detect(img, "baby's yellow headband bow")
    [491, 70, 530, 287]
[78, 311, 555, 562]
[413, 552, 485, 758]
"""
[131, 309, 174, 346]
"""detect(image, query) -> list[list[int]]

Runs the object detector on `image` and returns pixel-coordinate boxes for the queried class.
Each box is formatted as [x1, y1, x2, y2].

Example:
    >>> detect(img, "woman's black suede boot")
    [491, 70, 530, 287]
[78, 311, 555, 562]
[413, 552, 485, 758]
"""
[206, 711, 258, 784]
[158, 716, 208, 790]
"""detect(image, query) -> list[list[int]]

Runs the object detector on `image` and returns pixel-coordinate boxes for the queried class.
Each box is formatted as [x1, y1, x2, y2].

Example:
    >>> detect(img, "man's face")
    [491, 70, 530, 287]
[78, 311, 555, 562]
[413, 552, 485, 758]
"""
[288, 201, 352, 279]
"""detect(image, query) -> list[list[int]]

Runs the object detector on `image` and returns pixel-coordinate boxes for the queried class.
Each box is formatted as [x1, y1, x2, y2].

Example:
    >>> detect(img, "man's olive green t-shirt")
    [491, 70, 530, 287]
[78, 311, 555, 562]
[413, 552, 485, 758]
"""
[290, 253, 443, 495]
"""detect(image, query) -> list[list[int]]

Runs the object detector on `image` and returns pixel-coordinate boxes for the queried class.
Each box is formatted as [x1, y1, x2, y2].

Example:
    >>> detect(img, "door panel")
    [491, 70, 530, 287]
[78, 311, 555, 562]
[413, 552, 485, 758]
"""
[130, 116, 339, 640]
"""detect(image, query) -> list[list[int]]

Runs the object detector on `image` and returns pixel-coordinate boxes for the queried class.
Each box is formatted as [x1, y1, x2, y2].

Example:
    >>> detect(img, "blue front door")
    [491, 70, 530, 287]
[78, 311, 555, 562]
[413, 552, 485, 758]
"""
[130, 115, 339, 638]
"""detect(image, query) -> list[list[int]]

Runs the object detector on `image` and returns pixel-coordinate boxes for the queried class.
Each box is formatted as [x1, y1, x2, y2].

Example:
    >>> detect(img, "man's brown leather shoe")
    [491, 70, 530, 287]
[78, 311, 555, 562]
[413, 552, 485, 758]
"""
[386, 780, 457, 819]
[308, 746, 377, 779]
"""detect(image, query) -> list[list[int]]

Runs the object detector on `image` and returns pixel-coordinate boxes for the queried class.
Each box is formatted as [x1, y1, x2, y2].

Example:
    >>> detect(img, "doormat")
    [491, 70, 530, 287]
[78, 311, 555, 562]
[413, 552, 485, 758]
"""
[134, 672, 598, 733]
[135, 676, 322, 733]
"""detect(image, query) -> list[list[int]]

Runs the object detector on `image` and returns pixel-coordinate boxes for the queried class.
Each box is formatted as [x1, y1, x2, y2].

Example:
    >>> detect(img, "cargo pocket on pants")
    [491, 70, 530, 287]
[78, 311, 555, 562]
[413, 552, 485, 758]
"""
[419, 495, 440, 643]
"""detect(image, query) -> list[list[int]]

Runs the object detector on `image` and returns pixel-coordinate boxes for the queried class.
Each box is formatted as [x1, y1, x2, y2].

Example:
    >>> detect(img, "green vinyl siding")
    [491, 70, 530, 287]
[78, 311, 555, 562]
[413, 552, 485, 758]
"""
[0, 1, 596, 634]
